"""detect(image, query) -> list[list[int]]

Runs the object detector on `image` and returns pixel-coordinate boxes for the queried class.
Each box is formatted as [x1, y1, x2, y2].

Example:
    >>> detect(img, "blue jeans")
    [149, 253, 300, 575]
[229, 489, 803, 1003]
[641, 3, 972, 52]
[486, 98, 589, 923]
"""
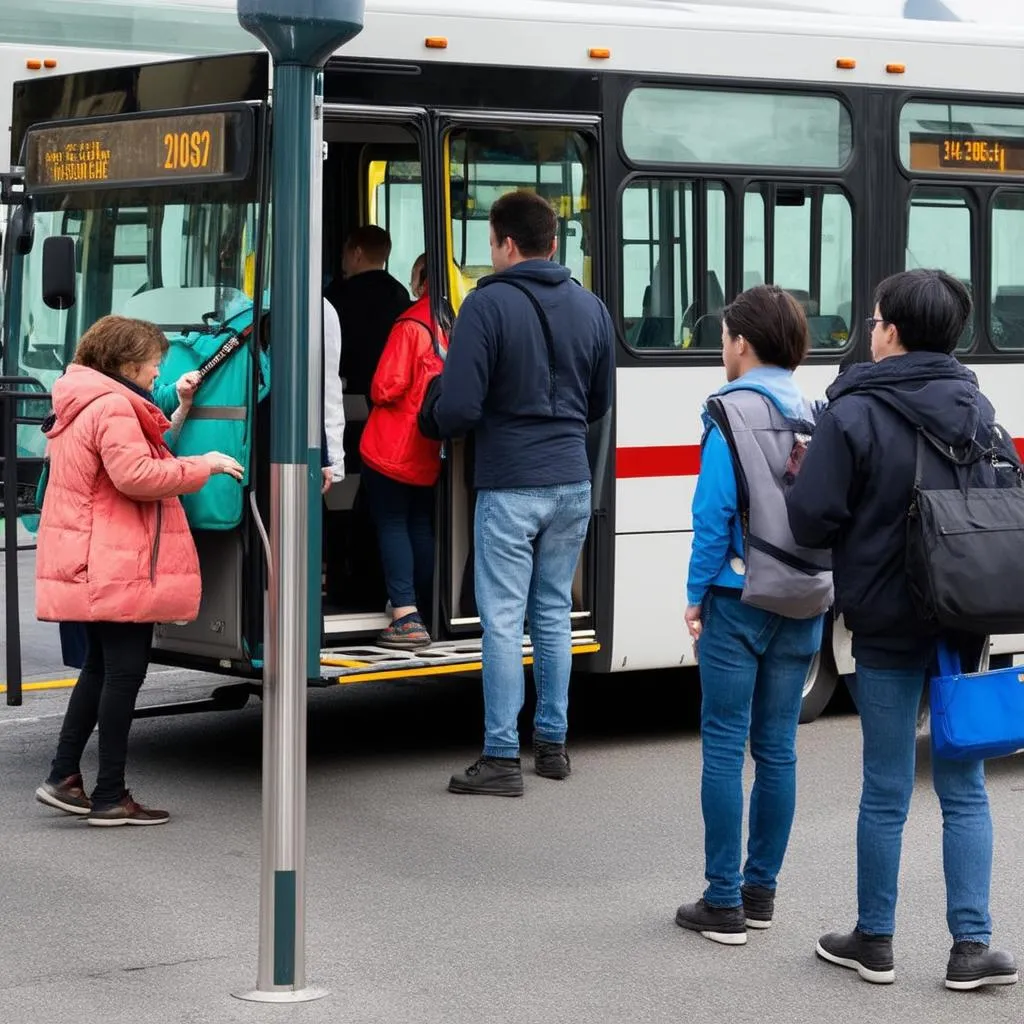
[362, 464, 434, 611]
[851, 662, 993, 943]
[475, 482, 591, 759]
[697, 592, 823, 907]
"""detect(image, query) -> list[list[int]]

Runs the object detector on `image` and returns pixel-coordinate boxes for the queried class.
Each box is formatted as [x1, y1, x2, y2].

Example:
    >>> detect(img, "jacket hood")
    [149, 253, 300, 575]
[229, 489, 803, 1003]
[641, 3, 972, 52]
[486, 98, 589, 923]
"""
[46, 365, 170, 446]
[482, 259, 573, 289]
[716, 366, 811, 422]
[826, 351, 993, 448]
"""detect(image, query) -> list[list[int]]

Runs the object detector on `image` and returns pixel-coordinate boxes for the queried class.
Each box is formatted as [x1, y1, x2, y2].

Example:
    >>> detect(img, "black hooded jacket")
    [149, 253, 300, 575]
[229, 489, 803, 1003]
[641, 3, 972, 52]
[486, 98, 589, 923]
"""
[785, 352, 1018, 667]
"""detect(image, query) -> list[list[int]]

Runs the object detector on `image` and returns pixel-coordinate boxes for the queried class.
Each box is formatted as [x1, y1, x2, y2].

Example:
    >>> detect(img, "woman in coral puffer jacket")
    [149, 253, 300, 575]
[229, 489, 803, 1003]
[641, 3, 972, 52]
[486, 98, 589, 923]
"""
[359, 254, 448, 649]
[34, 316, 242, 827]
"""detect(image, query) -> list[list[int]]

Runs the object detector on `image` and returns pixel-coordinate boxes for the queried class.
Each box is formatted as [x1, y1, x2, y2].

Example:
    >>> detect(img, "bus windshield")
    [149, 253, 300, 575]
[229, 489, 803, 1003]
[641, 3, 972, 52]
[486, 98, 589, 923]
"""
[9, 196, 260, 459]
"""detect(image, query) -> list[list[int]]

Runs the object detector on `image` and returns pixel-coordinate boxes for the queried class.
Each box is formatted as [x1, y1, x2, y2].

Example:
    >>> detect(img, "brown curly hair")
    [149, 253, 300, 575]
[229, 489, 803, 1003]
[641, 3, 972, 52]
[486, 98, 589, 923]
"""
[73, 315, 168, 376]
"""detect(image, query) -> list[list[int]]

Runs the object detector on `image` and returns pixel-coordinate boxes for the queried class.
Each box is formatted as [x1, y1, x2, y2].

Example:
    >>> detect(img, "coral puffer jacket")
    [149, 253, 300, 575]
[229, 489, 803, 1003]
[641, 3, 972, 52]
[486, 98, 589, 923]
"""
[35, 365, 212, 624]
[359, 291, 448, 487]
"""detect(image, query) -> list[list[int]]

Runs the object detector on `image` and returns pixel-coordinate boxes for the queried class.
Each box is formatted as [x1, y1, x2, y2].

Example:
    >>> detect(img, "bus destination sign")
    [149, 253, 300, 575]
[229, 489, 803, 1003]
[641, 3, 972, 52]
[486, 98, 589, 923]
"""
[24, 112, 232, 192]
[909, 132, 1024, 176]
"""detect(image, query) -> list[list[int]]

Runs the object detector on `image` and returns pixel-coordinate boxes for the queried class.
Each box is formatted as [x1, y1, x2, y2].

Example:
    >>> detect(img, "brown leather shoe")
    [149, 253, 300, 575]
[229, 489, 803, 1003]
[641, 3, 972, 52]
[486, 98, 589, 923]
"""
[87, 791, 169, 827]
[35, 774, 91, 816]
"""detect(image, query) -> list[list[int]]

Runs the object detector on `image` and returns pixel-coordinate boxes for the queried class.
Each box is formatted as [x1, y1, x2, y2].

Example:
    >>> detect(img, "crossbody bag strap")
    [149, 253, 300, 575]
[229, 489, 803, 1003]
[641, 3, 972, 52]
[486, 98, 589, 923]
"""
[393, 316, 446, 361]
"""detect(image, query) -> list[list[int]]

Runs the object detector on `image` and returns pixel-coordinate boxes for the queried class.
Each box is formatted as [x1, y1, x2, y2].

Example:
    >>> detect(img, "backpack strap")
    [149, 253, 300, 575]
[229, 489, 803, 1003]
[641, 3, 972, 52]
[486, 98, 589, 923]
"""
[393, 315, 446, 361]
[477, 277, 557, 414]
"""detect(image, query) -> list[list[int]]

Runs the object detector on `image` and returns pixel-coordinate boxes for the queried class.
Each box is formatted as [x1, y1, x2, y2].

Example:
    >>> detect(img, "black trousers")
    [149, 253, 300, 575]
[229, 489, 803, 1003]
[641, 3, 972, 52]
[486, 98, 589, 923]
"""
[48, 621, 153, 810]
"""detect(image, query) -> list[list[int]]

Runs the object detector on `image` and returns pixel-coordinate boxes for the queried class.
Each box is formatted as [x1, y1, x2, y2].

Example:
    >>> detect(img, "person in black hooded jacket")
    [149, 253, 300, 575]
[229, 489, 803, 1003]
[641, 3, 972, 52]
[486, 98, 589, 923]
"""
[786, 269, 1018, 992]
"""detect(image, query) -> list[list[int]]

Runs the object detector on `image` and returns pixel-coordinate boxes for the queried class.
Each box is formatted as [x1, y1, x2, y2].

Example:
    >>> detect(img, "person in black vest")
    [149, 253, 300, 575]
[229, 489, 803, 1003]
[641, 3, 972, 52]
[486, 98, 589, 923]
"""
[786, 270, 1019, 992]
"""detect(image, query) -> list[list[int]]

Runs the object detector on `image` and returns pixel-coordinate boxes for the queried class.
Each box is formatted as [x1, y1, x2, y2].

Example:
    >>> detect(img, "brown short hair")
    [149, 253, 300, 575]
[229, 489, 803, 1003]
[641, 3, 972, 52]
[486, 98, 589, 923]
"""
[721, 285, 811, 370]
[73, 315, 168, 376]
[490, 190, 557, 259]
[344, 224, 392, 264]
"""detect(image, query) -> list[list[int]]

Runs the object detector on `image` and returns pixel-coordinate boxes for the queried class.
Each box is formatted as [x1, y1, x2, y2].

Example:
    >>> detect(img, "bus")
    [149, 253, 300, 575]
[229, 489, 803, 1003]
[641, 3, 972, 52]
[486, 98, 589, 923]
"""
[5, 0, 1024, 723]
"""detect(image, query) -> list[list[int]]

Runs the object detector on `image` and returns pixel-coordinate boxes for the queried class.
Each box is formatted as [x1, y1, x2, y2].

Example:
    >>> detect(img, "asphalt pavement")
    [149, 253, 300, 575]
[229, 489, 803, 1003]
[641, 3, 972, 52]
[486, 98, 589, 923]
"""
[1, 545, 1023, 1023]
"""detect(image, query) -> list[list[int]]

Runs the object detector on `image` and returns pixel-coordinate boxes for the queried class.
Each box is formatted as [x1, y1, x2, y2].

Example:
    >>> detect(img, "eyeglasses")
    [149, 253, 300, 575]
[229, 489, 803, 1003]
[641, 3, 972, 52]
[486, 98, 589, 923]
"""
[865, 317, 890, 332]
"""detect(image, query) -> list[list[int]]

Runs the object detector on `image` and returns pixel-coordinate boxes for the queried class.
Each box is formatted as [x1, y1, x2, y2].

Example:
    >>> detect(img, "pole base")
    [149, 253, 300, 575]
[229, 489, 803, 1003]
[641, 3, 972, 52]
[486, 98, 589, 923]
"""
[232, 985, 329, 1004]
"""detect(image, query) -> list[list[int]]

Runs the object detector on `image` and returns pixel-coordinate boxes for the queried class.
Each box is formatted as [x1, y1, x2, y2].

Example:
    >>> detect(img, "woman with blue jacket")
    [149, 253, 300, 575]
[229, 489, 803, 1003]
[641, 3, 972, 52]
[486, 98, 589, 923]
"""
[675, 285, 825, 945]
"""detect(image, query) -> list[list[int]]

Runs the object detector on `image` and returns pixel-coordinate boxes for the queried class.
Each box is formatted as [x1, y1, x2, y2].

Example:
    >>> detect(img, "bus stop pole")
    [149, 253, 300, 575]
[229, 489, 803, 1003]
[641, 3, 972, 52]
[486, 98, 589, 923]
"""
[233, 0, 364, 1004]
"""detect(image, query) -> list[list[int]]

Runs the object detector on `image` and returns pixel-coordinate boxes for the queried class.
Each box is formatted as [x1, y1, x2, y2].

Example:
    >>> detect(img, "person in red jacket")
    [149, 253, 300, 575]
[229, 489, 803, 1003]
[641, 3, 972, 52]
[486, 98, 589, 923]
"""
[359, 255, 448, 649]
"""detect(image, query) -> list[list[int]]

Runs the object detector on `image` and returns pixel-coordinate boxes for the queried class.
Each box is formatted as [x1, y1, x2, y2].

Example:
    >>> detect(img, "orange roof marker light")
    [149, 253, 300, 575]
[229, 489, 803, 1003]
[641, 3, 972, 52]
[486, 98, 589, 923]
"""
[424, 36, 448, 49]
[886, 62, 907, 74]
[589, 47, 611, 60]
[25, 59, 43, 70]
[836, 58, 857, 70]
[44, 58, 58, 69]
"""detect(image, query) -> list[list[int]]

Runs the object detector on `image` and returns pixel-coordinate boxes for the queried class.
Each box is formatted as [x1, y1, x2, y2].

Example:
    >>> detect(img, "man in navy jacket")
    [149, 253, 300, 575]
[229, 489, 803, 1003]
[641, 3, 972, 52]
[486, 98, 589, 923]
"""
[430, 190, 614, 796]
[786, 270, 1018, 991]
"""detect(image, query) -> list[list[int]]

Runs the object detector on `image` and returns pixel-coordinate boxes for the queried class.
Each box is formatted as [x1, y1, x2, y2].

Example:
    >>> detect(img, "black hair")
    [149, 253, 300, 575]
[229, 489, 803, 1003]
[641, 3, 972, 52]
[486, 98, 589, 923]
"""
[874, 269, 971, 354]
[489, 190, 557, 259]
[721, 285, 811, 370]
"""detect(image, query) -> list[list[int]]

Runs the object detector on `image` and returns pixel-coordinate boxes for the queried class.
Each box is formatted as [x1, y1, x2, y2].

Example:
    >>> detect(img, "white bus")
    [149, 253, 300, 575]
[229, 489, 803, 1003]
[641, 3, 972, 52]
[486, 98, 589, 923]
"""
[5, 0, 1024, 721]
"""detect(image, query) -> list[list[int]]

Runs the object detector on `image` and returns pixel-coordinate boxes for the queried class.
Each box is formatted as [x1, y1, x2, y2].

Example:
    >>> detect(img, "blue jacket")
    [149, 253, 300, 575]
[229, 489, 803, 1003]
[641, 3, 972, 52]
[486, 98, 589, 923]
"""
[687, 367, 813, 607]
[431, 260, 615, 489]
[786, 351, 1018, 667]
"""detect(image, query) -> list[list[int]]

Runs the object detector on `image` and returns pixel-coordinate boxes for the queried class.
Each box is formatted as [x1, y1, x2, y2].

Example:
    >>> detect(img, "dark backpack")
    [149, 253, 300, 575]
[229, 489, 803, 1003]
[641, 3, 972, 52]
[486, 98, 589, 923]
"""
[903, 423, 1024, 635]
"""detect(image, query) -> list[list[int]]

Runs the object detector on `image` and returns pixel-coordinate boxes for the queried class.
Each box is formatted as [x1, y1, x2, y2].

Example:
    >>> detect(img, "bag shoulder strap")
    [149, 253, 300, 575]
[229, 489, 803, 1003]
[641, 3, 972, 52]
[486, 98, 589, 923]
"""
[393, 315, 446, 361]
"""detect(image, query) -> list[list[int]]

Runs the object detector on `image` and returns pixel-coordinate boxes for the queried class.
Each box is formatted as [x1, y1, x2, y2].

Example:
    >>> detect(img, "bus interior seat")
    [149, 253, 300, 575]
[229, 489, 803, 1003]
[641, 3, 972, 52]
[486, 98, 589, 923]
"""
[992, 286, 1024, 346]
[690, 313, 721, 348]
[807, 314, 849, 348]
[634, 316, 676, 348]
[784, 288, 819, 316]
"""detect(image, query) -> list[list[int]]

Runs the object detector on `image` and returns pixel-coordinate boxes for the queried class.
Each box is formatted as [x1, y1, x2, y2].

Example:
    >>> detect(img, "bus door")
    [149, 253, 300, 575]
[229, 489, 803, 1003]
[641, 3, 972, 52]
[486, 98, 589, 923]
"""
[431, 111, 605, 660]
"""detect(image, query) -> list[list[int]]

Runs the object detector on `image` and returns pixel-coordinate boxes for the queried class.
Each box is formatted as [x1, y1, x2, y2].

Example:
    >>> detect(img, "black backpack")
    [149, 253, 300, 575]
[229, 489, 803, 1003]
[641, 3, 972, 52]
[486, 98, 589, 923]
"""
[903, 423, 1024, 635]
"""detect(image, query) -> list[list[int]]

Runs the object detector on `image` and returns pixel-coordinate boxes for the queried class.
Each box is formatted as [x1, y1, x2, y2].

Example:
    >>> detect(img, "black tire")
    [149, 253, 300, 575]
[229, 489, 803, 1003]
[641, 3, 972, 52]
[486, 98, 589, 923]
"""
[799, 636, 840, 724]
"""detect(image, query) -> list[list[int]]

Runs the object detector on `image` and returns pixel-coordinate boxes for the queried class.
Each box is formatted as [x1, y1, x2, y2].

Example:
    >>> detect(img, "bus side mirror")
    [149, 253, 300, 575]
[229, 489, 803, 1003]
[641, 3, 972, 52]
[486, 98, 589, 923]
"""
[11, 206, 34, 255]
[42, 236, 76, 310]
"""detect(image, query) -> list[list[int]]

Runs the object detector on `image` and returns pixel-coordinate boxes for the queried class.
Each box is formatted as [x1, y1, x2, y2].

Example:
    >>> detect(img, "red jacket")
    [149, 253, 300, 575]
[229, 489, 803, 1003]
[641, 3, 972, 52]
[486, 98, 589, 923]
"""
[360, 292, 447, 487]
[36, 365, 211, 624]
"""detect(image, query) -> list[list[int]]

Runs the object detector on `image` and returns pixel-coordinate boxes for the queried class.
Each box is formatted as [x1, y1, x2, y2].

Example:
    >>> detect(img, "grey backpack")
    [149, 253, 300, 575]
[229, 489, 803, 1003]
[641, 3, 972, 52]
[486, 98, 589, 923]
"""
[705, 389, 833, 620]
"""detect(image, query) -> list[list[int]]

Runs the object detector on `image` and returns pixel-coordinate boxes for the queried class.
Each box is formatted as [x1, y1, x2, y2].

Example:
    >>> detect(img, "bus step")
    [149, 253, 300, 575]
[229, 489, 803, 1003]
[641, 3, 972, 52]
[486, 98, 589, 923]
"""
[132, 682, 258, 719]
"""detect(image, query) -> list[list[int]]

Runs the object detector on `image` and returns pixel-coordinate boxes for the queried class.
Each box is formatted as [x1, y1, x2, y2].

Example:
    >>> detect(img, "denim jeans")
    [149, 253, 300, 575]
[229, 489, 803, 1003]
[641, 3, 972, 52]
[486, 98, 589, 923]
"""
[697, 591, 823, 907]
[852, 661, 993, 943]
[48, 621, 154, 810]
[475, 481, 591, 758]
[362, 464, 435, 611]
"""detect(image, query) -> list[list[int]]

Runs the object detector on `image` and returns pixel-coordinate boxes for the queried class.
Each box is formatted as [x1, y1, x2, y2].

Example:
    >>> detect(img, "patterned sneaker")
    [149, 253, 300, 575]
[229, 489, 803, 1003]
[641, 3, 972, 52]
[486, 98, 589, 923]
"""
[87, 791, 170, 827]
[35, 774, 91, 816]
[376, 615, 431, 650]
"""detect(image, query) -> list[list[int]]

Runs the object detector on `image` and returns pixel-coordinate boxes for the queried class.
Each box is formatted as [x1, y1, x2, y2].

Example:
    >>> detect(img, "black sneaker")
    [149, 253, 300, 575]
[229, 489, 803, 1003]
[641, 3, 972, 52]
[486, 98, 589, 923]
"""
[816, 929, 895, 984]
[448, 757, 524, 797]
[945, 941, 1018, 991]
[86, 791, 169, 827]
[675, 899, 747, 946]
[741, 884, 775, 930]
[533, 740, 571, 780]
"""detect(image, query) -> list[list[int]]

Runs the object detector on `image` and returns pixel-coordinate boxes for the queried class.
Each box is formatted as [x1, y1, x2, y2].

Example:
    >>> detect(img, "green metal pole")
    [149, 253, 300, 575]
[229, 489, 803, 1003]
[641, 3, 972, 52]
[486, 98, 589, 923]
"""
[233, 0, 364, 1004]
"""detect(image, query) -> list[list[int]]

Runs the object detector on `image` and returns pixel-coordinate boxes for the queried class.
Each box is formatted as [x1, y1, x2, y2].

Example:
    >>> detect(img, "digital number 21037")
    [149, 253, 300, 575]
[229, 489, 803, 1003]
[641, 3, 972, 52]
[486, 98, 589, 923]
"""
[163, 130, 212, 171]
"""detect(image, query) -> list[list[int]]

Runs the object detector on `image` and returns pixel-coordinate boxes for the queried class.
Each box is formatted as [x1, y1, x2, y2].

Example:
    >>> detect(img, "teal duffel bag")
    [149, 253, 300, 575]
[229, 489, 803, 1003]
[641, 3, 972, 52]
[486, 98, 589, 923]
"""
[160, 304, 270, 530]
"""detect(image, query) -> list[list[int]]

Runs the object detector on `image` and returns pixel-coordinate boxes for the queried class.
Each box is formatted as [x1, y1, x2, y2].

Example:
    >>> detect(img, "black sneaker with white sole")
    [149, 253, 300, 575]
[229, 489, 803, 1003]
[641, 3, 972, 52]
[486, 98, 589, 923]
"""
[675, 899, 747, 946]
[945, 941, 1018, 991]
[816, 929, 895, 984]
[741, 884, 775, 929]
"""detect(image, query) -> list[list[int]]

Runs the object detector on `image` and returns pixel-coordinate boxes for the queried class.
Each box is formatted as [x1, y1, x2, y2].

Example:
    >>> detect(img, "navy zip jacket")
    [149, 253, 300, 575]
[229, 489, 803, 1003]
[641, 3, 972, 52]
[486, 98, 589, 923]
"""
[785, 351, 1017, 668]
[431, 260, 614, 489]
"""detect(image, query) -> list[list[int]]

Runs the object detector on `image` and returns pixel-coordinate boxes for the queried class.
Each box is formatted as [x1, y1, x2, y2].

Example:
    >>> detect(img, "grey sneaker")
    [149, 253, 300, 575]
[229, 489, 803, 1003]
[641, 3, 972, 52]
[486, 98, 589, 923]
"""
[816, 929, 895, 984]
[35, 774, 91, 816]
[448, 757, 524, 797]
[945, 941, 1018, 991]
[533, 740, 571, 780]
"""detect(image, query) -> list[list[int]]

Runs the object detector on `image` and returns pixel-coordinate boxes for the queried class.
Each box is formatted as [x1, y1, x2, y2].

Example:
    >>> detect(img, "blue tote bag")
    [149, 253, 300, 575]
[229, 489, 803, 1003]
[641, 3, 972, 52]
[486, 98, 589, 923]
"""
[930, 641, 1024, 760]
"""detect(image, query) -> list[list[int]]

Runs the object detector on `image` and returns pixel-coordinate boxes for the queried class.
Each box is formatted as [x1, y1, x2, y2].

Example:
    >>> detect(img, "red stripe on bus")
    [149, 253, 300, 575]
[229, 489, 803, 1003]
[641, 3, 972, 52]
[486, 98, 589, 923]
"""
[615, 444, 701, 478]
[617, 437, 1024, 479]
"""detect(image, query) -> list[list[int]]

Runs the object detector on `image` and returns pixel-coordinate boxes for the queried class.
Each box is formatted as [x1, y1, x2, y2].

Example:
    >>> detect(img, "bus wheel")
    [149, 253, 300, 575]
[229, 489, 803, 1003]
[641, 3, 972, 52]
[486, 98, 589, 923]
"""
[799, 637, 839, 724]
